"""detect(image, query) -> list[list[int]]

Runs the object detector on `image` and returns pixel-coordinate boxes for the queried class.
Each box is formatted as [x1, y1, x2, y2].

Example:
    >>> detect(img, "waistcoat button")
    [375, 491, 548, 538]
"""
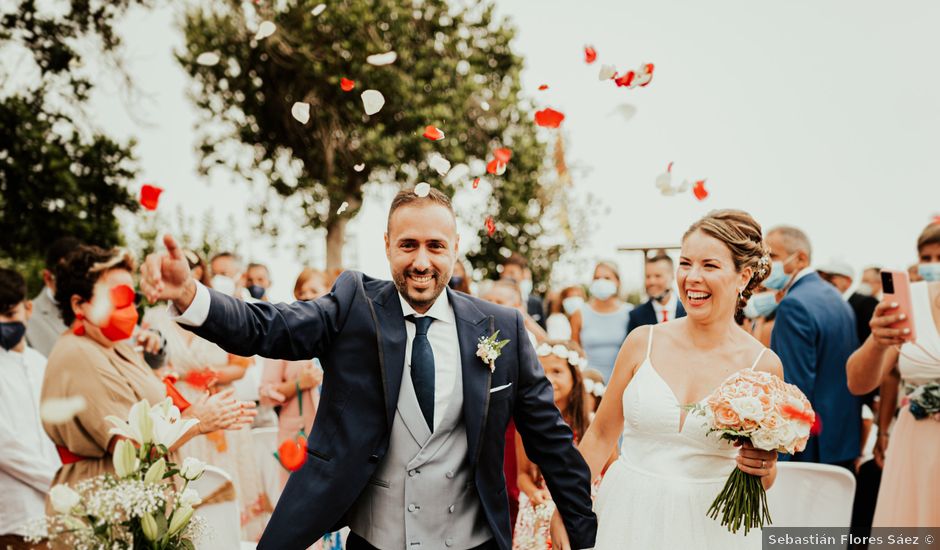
[408, 503, 416, 512]
[445, 538, 454, 547]
[445, 471, 454, 479]
[448, 505, 456, 513]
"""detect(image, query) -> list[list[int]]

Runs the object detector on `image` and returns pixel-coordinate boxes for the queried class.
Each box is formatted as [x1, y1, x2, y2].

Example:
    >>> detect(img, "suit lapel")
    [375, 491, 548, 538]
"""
[369, 283, 408, 431]
[448, 289, 491, 466]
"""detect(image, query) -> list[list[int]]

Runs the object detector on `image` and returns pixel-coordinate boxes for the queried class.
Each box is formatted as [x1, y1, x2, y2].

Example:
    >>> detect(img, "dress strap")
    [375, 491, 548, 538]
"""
[749, 348, 767, 370]
[645, 325, 655, 360]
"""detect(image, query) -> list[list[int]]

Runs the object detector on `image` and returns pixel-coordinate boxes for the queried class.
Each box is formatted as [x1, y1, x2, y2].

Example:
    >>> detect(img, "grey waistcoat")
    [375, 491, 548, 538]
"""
[347, 360, 491, 550]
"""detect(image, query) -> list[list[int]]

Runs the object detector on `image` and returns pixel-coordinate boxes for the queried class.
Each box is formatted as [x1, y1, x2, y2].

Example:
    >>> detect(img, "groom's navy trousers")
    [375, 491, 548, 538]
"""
[189, 271, 597, 550]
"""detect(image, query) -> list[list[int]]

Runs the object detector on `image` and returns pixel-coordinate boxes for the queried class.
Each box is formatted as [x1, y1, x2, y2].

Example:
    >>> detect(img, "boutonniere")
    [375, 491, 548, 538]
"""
[476, 330, 510, 373]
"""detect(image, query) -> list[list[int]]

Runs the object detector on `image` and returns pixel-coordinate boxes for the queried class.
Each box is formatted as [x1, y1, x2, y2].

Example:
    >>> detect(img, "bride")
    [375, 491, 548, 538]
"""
[555, 210, 785, 549]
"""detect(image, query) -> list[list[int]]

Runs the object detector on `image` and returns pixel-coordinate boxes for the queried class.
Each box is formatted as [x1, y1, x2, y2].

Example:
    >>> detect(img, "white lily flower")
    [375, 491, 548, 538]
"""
[106, 400, 153, 445]
[150, 399, 199, 450]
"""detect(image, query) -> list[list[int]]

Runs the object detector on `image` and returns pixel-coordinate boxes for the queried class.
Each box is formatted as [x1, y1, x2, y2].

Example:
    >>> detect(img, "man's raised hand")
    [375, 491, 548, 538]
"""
[140, 234, 196, 310]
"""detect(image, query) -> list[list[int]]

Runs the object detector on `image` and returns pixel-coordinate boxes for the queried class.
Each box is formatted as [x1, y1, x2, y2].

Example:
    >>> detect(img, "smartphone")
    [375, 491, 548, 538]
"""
[881, 269, 916, 342]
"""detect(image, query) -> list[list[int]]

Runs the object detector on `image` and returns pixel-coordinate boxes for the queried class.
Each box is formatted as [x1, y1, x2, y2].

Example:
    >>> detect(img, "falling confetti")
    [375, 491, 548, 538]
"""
[614, 71, 635, 88]
[414, 182, 431, 197]
[40, 396, 87, 424]
[291, 102, 311, 124]
[366, 51, 397, 66]
[361, 89, 385, 115]
[354, 163, 365, 172]
[534, 107, 565, 128]
[485, 216, 496, 236]
[472, 177, 480, 189]
[538, 84, 549, 91]
[140, 184, 163, 211]
[692, 179, 709, 201]
[486, 159, 506, 176]
[598, 64, 617, 80]
[423, 125, 445, 141]
[428, 154, 451, 176]
[584, 45, 597, 64]
[655, 162, 674, 194]
[494, 148, 512, 163]
[337, 201, 349, 214]
[255, 21, 277, 40]
[311, 3, 327, 16]
[196, 52, 220, 66]
[340, 77, 355, 92]
[614, 63, 655, 89]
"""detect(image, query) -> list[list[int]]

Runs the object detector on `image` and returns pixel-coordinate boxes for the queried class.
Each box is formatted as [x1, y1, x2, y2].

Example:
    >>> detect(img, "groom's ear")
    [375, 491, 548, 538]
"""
[384, 232, 391, 259]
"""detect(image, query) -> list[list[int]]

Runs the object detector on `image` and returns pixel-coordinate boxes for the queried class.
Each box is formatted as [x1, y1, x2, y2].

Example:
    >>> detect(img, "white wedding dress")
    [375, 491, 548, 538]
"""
[593, 326, 763, 549]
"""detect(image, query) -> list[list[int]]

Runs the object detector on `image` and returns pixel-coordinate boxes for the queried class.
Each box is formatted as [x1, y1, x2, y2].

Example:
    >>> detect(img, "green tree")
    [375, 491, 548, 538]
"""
[178, 0, 571, 277]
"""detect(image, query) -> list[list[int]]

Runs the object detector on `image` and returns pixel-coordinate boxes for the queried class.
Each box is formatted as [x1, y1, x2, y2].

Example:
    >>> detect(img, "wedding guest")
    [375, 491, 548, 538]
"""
[209, 251, 243, 296]
[245, 262, 272, 301]
[560, 285, 586, 320]
[846, 222, 940, 527]
[908, 262, 924, 282]
[0, 268, 60, 549]
[293, 267, 332, 301]
[859, 267, 883, 299]
[627, 253, 686, 334]
[499, 253, 545, 329]
[741, 285, 779, 347]
[582, 368, 606, 415]
[766, 226, 860, 470]
[570, 261, 630, 382]
[514, 340, 591, 549]
[448, 258, 472, 294]
[41, 246, 254, 499]
[545, 290, 573, 341]
[482, 279, 548, 346]
[26, 236, 80, 357]
[818, 260, 879, 345]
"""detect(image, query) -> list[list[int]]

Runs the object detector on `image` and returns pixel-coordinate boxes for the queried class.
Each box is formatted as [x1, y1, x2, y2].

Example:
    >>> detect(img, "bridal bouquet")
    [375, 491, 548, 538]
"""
[27, 398, 209, 549]
[688, 369, 816, 535]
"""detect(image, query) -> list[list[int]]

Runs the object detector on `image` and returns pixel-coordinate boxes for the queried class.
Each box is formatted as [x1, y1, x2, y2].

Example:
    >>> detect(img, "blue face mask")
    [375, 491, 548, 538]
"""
[763, 254, 797, 290]
[918, 263, 940, 282]
[247, 285, 266, 300]
[562, 296, 584, 316]
[0, 321, 26, 351]
[590, 278, 618, 300]
[743, 292, 779, 319]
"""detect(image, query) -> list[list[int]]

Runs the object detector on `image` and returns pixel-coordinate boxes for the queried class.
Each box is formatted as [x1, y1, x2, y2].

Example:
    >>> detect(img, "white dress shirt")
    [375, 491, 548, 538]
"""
[652, 292, 679, 323]
[0, 345, 61, 536]
[172, 282, 461, 431]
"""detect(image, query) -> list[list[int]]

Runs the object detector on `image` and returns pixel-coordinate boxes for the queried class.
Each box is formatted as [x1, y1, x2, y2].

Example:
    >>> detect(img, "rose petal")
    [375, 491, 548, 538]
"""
[494, 148, 512, 163]
[485, 216, 496, 236]
[538, 84, 549, 91]
[584, 45, 597, 64]
[637, 63, 655, 87]
[340, 77, 355, 92]
[196, 52, 220, 66]
[534, 107, 565, 128]
[41, 396, 88, 424]
[598, 64, 617, 80]
[140, 184, 163, 211]
[614, 71, 636, 88]
[255, 21, 277, 40]
[311, 3, 326, 16]
[337, 201, 349, 214]
[486, 159, 506, 176]
[422, 125, 445, 141]
[414, 182, 431, 197]
[366, 51, 397, 66]
[361, 89, 385, 115]
[291, 102, 311, 124]
[472, 177, 480, 189]
[353, 163, 365, 172]
[428, 154, 451, 176]
[693, 179, 709, 201]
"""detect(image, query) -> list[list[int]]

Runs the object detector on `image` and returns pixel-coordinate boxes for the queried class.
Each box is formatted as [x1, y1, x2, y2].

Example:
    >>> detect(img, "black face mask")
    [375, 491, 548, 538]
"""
[651, 288, 671, 303]
[247, 285, 266, 300]
[448, 276, 464, 289]
[0, 321, 26, 351]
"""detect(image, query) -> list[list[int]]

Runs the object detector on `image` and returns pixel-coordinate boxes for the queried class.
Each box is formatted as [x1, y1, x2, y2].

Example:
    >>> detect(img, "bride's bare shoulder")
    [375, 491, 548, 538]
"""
[753, 347, 784, 378]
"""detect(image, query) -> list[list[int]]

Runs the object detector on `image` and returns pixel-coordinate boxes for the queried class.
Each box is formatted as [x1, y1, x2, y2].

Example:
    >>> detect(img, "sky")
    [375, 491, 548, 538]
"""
[73, 0, 940, 301]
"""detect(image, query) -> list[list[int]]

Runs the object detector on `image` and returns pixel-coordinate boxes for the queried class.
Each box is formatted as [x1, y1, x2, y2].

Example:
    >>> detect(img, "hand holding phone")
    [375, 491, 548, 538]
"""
[872, 270, 916, 345]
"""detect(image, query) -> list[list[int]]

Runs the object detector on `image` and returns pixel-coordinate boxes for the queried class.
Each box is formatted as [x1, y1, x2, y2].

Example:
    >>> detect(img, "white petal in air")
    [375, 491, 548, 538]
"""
[366, 51, 398, 66]
[337, 201, 349, 214]
[354, 163, 365, 172]
[291, 102, 311, 124]
[311, 3, 327, 16]
[613, 104, 637, 121]
[677, 179, 690, 193]
[598, 64, 617, 80]
[255, 21, 277, 40]
[361, 90, 385, 115]
[428, 154, 451, 176]
[196, 52, 220, 66]
[414, 182, 431, 197]
[40, 396, 88, 424]
[655, 170, 672, 191]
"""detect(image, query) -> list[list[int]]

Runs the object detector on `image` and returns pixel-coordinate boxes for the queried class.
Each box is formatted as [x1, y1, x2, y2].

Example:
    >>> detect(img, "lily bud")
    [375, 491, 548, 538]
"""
[167, 505, 194, 537]
[141, 513, 160, 542]
[144, 457, 167, 484]
[112, 439, 139, 478]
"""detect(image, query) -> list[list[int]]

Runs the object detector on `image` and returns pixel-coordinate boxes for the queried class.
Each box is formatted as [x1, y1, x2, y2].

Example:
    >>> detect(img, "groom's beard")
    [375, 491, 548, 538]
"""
[393, 267, 449, 312]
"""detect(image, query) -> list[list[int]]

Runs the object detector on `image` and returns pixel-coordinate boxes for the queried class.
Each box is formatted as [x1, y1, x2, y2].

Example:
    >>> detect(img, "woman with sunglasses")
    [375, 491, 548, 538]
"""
[40, 245, 255, 496]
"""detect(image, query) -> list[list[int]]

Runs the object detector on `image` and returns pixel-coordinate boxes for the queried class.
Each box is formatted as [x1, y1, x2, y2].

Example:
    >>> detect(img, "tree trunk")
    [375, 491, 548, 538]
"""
[325, 215, 348, 273]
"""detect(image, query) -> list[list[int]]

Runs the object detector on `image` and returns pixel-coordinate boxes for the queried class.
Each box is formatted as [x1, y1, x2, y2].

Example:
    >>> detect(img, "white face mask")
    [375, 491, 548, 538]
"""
[562, 296, 585, 316]
[519, 279, 533, 301]
[210, 275, 237, 296]
[854, 283, 873, 297]
[590, 278, 618, 300]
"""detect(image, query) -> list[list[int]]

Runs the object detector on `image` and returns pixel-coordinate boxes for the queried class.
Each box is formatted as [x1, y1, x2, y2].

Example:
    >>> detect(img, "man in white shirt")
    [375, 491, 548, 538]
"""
[25, 237, 80, 357]
[0, 268, 61, 548]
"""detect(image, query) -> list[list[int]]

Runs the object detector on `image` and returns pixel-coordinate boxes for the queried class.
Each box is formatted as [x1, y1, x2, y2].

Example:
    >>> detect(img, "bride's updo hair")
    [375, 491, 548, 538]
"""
[682, 210, 771, 323]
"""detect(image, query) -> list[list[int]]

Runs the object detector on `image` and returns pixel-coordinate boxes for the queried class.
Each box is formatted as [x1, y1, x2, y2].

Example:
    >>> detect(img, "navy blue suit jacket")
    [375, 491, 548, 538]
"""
[770, 272, 861, 464]
[626, 299, 686, 335]
[189, 271, 597, 550]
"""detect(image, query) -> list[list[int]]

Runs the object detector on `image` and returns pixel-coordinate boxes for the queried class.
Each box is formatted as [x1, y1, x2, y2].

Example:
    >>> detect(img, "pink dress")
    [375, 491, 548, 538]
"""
[260, 359, 320, 488]
[872, 281, 940, 527]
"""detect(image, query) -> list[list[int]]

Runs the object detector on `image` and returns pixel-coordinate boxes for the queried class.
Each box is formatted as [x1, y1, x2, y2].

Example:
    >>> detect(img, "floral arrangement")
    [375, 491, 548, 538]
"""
[903, 380, 940, 420]
[476, 330, 509, 373]
[28, 398, 209, 549]
[688, 369, 816, 535]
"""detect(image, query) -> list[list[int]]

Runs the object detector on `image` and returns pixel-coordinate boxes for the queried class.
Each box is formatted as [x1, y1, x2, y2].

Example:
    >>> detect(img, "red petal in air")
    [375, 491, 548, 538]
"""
[486, 159, 506, 176]
[780, 404, 815, 427]
[494, 148, 512, 163]
[485, 216, 496, 237]
[110, 285, 136, 308]
[534, 108, 565, 128]
[422, 125, 445, 141]
[340, 78, 355, 92]
[472, 177, 480, 189]
[692, 179, 709, 201]
[614, 71, 635, 87]
[538, 84, 549, 91]
[140, 184, 163, 211]
[584, 46, 597, 64]
[278, 436, 308, 471]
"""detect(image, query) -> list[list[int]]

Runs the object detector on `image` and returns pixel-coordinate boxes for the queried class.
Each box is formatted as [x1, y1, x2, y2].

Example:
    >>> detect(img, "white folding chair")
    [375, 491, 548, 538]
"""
[767, 462, 856, 529]
[251, 426, 283, 506]
[191, 465, 242, 550]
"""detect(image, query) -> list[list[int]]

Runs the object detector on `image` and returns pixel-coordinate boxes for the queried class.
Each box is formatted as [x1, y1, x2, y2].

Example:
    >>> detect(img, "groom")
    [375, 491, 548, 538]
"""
[141, 188, 597, 550]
